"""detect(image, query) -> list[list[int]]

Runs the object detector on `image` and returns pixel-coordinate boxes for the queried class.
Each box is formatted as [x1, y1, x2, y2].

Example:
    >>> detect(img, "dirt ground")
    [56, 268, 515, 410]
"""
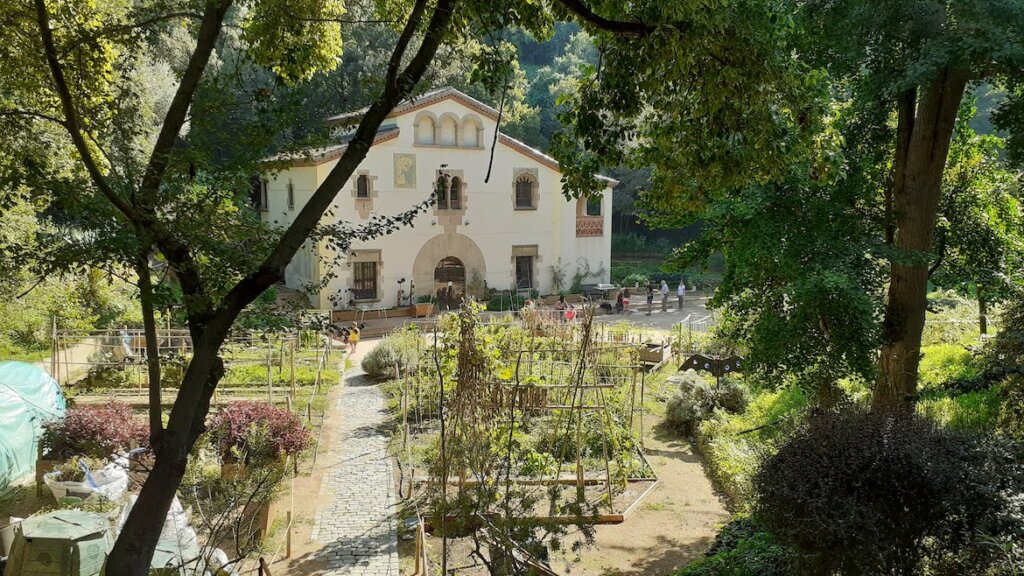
[548, 418, 730, 576]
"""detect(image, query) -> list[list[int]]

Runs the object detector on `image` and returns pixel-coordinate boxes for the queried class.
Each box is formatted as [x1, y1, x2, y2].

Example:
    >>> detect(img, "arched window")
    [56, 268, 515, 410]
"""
[449, 177, 462, 209]
[515, 175, 535, 209]
[439, 116, 458, 146]
[356, 174, 370, 198]
[586, 195, 602, 216]
[416, 116, 435, 145]
[436, 176, 448, 209]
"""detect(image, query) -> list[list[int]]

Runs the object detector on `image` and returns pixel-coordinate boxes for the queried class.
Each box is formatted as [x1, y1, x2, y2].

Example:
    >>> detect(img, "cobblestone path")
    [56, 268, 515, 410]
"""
[311, 366, 398, 576]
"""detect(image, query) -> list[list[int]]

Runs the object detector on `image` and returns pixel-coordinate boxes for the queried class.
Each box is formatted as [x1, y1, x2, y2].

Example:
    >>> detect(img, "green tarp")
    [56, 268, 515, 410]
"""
[0, 361, 65, 491]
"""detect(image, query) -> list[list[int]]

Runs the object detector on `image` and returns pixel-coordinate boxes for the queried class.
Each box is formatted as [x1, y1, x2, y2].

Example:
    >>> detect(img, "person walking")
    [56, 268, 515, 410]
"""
[660, 280, 670, 312]
[646, 284, 655, 316]
[623, 288, 631, 313]
[677, 280, 686, 311]
[347, 322, 361, 354]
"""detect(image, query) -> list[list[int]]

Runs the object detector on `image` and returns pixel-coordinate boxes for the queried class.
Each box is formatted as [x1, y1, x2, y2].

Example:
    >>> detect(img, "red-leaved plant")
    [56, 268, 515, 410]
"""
[208, 401, 310, 465]
[42, 401, 149, 459]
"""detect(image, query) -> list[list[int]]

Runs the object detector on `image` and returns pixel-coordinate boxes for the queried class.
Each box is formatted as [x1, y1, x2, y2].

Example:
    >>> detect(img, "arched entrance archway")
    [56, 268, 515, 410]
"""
[434, 257, 466, 309]
[411, 233, 487, 304]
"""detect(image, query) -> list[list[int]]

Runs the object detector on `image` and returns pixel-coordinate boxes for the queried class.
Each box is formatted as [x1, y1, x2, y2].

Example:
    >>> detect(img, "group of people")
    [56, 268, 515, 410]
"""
[614, 280, 687, 316]
[436, 282, 463, 311]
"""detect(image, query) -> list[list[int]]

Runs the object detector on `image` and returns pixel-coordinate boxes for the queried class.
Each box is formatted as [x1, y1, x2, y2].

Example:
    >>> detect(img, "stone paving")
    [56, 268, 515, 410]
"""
[311, 365, 398, 576]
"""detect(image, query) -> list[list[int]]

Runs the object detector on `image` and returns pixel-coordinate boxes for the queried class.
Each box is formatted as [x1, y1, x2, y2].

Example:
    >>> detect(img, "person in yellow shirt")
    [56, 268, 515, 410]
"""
[347, 322, 360, 354]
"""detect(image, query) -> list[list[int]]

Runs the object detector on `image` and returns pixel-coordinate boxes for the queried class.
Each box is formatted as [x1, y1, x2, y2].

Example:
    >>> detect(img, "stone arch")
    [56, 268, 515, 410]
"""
[461, 113, 483, 147]
[414, 111, 437, 145]
[412, 232, 487, 301]
[438, 112, 460, 146]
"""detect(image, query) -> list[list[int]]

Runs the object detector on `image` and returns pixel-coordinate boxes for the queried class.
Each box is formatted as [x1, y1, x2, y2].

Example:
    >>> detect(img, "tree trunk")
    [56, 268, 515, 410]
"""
[136, 250, 164, 447]
[978, 290, 988, 335]
[874, 69, 968, 412]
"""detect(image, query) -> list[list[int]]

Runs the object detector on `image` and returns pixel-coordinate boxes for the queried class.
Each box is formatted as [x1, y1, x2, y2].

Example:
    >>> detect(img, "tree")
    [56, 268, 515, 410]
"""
[0, 0, 700, 572]
[557, 0, 1024, 411]
[930, 113, 1024, 334]
[794, 0, 1024, 411]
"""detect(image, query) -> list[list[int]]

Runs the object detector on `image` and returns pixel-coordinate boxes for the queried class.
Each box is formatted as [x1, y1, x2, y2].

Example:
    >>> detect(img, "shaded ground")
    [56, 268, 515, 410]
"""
[549, 418, 729, 576]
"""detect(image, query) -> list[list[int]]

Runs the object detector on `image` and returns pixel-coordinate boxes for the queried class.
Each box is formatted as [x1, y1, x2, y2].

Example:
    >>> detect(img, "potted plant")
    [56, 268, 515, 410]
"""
[411, 294, 435, 318]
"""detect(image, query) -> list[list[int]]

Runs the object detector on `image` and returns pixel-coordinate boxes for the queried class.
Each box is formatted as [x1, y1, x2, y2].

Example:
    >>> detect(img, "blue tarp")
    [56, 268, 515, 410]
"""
[0, 361, 65, 490]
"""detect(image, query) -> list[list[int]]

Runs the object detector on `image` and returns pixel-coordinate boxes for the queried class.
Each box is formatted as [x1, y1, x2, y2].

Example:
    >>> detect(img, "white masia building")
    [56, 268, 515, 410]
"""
[259, 87, 615, 311]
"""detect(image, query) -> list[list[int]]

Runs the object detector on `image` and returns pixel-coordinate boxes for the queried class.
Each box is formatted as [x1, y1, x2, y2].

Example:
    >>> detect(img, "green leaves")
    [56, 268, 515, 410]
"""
[241, 0, 345, 83]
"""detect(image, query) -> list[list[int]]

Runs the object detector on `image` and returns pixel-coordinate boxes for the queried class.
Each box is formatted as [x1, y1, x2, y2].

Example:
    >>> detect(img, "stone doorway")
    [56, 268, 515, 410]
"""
[434, 256, 465, 310]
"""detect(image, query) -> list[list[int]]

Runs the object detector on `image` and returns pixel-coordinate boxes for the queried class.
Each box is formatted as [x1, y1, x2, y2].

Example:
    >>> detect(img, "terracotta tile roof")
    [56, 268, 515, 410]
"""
[498, 133, 619, 188]
[262, 126, 400, 167]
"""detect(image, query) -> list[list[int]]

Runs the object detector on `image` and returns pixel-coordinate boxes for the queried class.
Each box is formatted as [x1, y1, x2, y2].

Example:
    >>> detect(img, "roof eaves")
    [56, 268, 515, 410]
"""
[325, 87, 500, 127]
[261, 127, 400, 168]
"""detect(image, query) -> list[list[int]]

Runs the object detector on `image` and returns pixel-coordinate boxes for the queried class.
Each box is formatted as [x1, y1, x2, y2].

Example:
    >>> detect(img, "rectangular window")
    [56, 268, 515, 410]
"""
[586, 195, 602, 216]
[357, 175, 370, 198]
[352, 261, 378, 300]
[515, 255, 533, 289]
[287, 182, 295, 211]
[515, 177, 534, 209]
[260, 181, 269, 212]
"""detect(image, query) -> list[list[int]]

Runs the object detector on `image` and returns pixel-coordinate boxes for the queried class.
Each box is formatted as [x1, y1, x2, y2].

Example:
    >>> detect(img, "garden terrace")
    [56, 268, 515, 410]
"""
[375, 306, 675, 575]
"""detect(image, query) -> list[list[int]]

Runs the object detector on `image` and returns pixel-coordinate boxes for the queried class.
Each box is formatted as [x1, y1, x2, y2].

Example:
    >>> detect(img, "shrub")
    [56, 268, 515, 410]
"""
[42, 401, 149, 458]
[208, 401, 311, 464]
[694, 385, 809, 505]
[919, 343, 980, 389]
[361, 329, 420, 380]
[665, 373, 749, 435]
[622, 273, 650, 287]
[675, 517, 794, 576]
[486, 294, 525, 311]
[754, 408, 1021, 575]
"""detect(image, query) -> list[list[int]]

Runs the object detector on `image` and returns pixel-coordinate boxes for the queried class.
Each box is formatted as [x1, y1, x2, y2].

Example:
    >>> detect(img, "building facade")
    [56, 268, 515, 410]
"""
[260, 87, 615, 310]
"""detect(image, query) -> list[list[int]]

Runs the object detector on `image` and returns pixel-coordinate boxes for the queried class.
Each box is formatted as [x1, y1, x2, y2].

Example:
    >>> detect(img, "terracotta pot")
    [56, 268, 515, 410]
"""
[410, 303, 434, 318]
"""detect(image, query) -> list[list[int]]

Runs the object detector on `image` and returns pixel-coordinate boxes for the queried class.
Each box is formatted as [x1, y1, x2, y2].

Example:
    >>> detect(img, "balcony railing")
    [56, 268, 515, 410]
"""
[576, 216, 603, 237]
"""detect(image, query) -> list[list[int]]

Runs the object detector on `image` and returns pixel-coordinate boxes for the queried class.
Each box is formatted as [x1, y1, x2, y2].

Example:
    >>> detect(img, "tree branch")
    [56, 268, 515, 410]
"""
[138, 0, 233, 202]
[33, 0, 138, 222]
[60, 11, 204, 53]
[0, 108, 68, 126]
[553, 0, 662, 35]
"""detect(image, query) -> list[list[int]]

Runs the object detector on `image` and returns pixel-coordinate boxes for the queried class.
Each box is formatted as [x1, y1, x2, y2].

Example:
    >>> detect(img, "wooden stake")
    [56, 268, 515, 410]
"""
[286, 510, 292, 558]
[267, 343, 273, 403]
[50, 317, 57, 382]
[289, 340, 296, 398]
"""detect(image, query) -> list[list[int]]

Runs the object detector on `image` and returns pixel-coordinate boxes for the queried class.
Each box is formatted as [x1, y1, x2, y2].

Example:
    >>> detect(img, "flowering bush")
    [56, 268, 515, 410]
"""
[42, 401, 149, 459]
[208, 401, 311, 464]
